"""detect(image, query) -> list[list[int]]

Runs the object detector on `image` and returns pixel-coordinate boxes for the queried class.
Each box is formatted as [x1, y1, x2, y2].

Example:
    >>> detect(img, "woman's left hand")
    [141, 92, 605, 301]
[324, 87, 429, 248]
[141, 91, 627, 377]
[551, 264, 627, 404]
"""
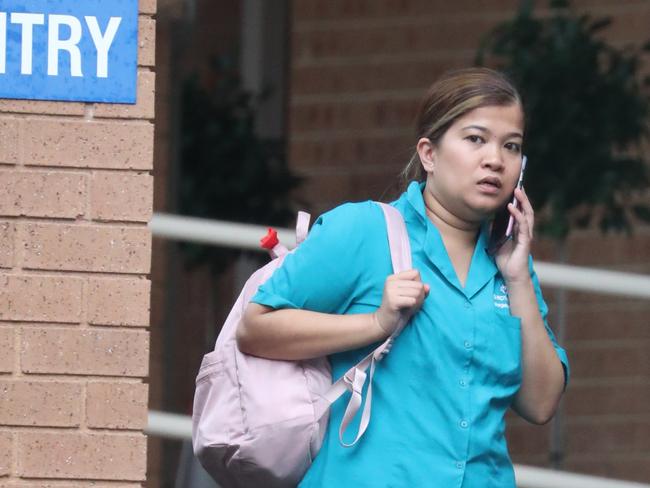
[494, 187, 534, 284]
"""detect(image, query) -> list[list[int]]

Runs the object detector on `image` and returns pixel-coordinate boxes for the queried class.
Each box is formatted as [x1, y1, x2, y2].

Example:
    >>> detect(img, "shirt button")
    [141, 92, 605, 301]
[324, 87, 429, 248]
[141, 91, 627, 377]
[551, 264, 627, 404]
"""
[456, 461, 464, 469]
[464, 340, 472, 349]
[463, 301, 471, 309]
[459, 379, 467, 387]
[459, 419, 469, 429]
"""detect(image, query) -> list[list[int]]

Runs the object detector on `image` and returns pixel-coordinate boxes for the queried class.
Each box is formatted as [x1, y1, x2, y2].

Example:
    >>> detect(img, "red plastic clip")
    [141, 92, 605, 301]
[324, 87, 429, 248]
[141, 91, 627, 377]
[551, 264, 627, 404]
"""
[260, 228, 279, 250]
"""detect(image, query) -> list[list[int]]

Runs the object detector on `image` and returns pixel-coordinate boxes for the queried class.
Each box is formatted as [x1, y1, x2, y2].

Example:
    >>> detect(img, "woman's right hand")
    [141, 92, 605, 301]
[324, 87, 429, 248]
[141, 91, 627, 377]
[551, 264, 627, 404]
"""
[372, 269, 430, 336]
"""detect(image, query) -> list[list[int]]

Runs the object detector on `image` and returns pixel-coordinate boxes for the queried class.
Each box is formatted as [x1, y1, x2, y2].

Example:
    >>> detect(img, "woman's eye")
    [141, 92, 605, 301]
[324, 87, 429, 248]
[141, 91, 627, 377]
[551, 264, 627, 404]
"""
[466, 135, 484, 144]
[505, 142, 521, 153]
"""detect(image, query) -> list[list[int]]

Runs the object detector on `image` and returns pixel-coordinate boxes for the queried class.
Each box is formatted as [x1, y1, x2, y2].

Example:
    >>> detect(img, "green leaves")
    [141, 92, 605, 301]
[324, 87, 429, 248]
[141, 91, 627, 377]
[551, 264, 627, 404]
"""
[178, 58, 302, 274]
[476, 0, 650, 240]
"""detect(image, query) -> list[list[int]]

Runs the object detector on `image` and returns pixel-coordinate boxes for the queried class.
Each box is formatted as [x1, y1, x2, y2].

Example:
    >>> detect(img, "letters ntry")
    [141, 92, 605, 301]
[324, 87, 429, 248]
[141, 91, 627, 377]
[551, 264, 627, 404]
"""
[0, 12, 121, 77]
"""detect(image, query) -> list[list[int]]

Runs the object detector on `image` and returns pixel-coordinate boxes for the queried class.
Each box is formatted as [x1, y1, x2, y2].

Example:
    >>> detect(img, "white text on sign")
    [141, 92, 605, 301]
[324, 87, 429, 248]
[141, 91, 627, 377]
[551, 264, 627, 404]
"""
[0, 12, 122, 78]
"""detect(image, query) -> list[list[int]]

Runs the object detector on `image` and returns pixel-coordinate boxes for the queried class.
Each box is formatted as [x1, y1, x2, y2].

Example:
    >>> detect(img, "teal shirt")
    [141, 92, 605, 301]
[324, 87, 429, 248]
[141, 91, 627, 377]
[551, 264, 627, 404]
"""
[251, 181, 570, 488]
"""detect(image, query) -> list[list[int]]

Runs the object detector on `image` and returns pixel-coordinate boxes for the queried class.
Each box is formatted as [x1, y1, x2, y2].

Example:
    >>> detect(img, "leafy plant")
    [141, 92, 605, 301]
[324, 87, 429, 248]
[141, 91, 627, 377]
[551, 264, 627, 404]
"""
[178, 57, 302, 274]
[476, 0, 650, 239]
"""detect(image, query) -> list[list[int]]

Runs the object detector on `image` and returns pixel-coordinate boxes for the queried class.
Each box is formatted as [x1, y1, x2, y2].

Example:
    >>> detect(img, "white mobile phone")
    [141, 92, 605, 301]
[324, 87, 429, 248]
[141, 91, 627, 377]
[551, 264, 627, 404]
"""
[487, 155, 527, 255]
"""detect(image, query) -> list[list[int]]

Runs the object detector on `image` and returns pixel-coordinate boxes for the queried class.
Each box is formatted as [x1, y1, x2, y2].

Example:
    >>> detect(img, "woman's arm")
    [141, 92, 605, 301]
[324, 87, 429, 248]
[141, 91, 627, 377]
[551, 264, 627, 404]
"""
[237, 269, 429, 360]
[237, 304, 386, 360]
[495, 187, 567, 424]
[507, 277, 566, 424]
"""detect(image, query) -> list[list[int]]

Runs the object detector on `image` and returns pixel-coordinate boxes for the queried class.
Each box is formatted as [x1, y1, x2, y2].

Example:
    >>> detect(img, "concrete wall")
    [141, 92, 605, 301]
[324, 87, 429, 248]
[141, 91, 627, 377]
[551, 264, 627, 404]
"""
[0, 0, 156, 485]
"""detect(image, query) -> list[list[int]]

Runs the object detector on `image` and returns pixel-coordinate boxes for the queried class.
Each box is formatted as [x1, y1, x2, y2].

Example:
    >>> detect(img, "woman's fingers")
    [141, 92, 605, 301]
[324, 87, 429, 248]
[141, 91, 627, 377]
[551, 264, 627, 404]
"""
[515, 187, 534, 239]
[393, 281, 426, 291]
[508, 197, 530, 240]
[388, 268, 421, 281]
[376, 269, 429, 335]
[386, 280, 429, 308]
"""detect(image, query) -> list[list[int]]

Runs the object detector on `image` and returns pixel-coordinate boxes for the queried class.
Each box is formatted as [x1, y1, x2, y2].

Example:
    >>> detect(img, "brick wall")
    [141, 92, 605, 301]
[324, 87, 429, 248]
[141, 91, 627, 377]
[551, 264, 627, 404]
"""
[290, 0, 650, 483]
[0, 0, 156, 485]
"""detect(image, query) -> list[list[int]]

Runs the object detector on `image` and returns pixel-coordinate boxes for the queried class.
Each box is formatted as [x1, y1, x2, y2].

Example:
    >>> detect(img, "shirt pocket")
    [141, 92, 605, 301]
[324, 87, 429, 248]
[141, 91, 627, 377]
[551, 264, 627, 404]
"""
[487, 313, 522, 387]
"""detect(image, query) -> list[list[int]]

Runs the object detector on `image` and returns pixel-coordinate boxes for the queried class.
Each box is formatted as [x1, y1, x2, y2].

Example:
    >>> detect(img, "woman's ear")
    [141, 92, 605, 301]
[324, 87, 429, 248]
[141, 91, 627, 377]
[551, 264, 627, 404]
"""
[416, 137, 436, 174]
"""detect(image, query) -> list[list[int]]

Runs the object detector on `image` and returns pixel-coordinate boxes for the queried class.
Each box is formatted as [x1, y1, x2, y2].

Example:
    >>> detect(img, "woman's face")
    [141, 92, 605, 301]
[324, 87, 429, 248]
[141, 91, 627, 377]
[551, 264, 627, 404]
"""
[422, 103, 525, 222]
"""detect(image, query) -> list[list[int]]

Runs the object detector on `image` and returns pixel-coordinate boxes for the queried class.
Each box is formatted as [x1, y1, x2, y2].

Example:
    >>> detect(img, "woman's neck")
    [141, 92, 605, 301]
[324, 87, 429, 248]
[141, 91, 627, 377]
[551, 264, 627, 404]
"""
[422, 188, 480, 249]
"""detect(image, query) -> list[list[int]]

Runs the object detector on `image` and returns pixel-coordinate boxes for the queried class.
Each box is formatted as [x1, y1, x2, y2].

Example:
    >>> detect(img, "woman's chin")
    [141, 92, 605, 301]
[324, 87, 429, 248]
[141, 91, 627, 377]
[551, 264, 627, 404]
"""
[467, 202, 500, 220]
[470, 196, 508, 217]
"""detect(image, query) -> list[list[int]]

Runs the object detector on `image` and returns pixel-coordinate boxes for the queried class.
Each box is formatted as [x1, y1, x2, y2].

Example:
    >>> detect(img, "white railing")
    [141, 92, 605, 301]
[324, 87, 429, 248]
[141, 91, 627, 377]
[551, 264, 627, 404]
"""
[147, 213, 650, 488]
[146, 410, 192, 441]
[145, 410, 650, 488]
[150, 212, 650, 298]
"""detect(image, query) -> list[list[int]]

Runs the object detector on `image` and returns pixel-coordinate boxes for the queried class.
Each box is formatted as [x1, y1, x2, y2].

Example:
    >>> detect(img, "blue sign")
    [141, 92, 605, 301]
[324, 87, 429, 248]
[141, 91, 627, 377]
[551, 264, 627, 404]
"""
[0, 0, 138, 103]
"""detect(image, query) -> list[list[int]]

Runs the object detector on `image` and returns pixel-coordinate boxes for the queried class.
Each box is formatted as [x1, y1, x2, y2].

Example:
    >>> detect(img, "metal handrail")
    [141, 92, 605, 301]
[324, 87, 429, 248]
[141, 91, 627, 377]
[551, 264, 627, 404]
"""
[150, 212, 650, 298]
[145, 410, 650, 488]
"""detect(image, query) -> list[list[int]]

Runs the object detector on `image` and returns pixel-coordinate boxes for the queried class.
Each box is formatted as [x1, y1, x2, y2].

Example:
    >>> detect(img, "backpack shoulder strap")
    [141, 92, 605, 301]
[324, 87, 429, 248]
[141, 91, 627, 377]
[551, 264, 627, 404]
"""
[315, 202, 413, 447]
[376, 202, 412, 274]
[296, 211, 310, 246]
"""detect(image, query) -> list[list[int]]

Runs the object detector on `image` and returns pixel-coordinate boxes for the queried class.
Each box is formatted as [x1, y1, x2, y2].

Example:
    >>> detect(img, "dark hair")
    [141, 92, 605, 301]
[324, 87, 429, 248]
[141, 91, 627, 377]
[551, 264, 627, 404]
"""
[400, 68, 523, 185]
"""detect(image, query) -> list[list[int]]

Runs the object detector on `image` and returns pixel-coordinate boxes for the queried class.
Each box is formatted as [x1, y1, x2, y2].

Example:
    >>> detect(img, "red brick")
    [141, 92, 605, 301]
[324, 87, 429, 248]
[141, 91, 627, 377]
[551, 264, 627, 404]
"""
[0, 171, 86, 219]
[23, 120, 154, 170]
[0, 274, 82, 323]
[22, 328, 149, 377]
[291, 57, 471, 96]
[569, 343, 649, 379]
[565, 306, 650, 341]
[509, 453, 553, 468]
[0, 118, 20, 165]
[294, 172, 353, 204]
[140, 0, 157, 15]
[506, 421, 552, 456]
[0, 99, 85, 116]
[23, 223, 151, 274]
[87, 278, 151, 327]
[350, 168, 404, 201]
[564, 454, 650, 484]
[17, 432, 146, 480]
[0, 222, 14, 268]
[294, 167, 401, 208]
[291, 98, 421, 132]
[568, 231, 650, 266]
[567, 419, 650, 453]
[93, 71, 156, 120]
[291, 56, 471, 95]
[90, 172, 153, 222]
[290, 134, 412, 169]
[86, 381, 148, 429]
[0, 327, 13, 373]
[564, 383, 650, 416]
[572, 0, 650, 7]
[138, 18, 156, 67]
[598, 7, 650, 45]
[0, 432, 11, 476]
[292, 0, 519, 20]
[561, 286, 648, 306]
[293, 17, 499, 60]
[0, 380, 82, 427]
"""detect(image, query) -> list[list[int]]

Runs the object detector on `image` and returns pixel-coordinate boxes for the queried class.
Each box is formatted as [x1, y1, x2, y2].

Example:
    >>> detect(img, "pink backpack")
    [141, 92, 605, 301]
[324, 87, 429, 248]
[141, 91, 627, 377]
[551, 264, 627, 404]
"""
[192, 203, 412, 488]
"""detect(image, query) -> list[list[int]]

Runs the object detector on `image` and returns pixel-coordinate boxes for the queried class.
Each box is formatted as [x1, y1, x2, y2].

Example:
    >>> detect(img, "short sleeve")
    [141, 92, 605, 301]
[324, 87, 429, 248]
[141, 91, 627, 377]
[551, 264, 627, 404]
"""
[251, 201, 384, 314]
[528, 256, 570, 391]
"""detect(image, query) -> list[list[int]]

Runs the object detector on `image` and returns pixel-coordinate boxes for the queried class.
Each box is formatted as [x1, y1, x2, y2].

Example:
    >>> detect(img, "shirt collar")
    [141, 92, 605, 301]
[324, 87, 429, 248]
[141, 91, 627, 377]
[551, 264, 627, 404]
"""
[399, 180, 498, 298]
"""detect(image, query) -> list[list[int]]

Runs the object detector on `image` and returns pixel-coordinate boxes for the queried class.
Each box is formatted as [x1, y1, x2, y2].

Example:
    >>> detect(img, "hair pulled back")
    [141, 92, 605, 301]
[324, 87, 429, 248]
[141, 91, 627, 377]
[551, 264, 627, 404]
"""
[400, 68, 522, 185]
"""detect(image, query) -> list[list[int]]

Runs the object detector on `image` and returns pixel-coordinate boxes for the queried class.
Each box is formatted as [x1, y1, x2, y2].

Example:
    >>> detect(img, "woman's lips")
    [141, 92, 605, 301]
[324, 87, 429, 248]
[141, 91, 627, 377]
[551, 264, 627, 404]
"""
[477, 182, 501, 195]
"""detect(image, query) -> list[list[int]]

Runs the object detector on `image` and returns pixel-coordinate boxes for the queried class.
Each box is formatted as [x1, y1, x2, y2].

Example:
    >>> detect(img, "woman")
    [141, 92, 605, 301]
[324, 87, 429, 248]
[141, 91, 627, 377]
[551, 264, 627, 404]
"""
[237, 68, 570, 487]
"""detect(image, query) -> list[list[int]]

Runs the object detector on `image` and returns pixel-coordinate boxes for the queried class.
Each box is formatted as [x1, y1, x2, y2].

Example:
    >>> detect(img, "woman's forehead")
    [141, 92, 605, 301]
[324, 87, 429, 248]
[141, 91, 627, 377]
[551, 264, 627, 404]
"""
[454, 104, 524, 135]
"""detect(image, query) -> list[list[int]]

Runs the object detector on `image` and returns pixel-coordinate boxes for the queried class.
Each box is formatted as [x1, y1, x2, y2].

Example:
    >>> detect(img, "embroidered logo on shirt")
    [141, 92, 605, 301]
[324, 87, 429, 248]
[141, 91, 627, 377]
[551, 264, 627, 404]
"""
[494, 283, 509, 309]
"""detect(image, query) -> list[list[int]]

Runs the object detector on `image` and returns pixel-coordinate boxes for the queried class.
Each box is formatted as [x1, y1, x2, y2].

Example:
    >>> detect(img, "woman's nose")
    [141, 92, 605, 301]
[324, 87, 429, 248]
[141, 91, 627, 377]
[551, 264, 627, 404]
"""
[481, 154, 505, 172]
